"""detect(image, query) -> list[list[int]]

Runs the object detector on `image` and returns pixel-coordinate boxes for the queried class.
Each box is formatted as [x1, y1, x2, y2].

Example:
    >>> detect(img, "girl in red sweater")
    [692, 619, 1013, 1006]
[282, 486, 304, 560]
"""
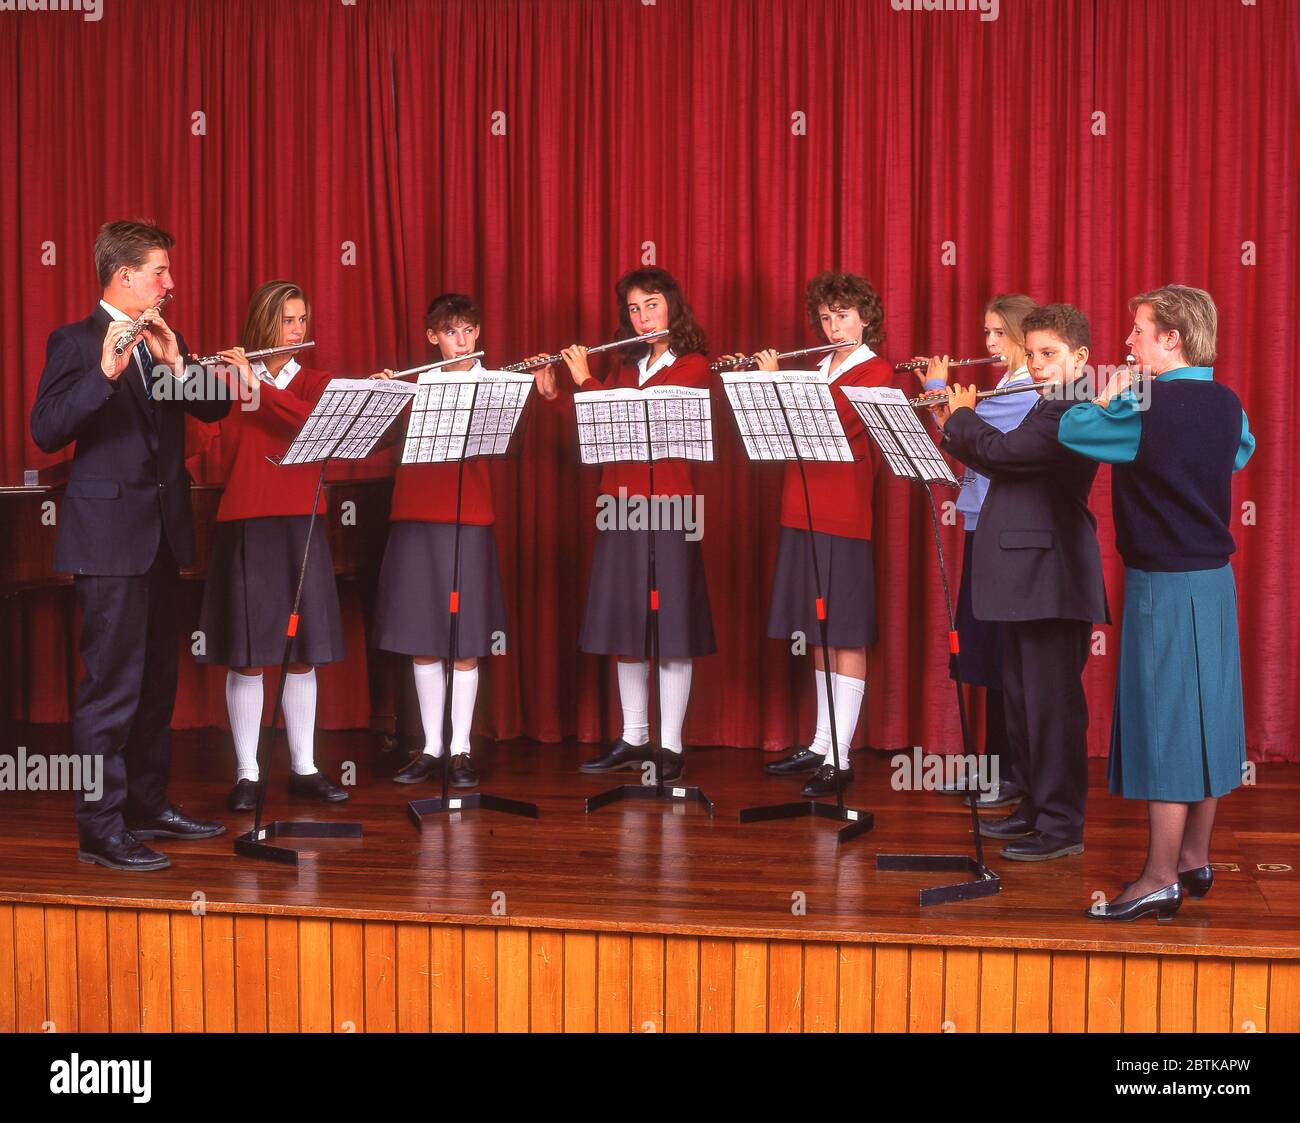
[550, 268, 716, 782]
[198, 280, 379, 811]
[378, 293, 556, 788]
[759, 272, 892, 795]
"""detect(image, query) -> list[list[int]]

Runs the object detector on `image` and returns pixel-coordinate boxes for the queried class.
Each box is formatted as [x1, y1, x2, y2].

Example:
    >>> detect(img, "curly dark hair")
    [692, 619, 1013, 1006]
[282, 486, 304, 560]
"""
[804, 271, 886, 348]
[614, 267, 706, 364]
[425, 292, 482, 334]
[1021, 303, 1091, 352]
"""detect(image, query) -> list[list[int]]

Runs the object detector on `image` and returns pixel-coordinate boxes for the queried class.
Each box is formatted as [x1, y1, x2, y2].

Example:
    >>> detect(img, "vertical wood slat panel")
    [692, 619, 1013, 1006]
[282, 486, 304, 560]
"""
[430, 926, 464, 1032]
[395, 922, 430, 1032]
[1195, 960, 1233, 1032]
[563, 931, 597, 1033]
[979, 949, 1015, 1033]
[1122, 956, 1159, 1032]
[265, 917, 299, 1032]
[698, 937, 733, 1032]
[838, 945, 872, 1032]
[332, 920, 365, 1033]
[664, 935, 699, 1033]
[365, 922, 397, 1034]
[943, 947, 979, 1033]
[106, 910, 140, 1033]
[0, 904, 15, 1033]
[497, 929, 530, 1033]
[1159, 957, 1196, 1032]
[233, 915, 267, 1033]
[874, 946, 909, 1032]
[13, 905, 46, 1032]
[1050, 952, 1087, 1033]
[596, 934, 631, 1033]
[1086, 953, 1124, 1032]
[529, 930, 564, 1033]
[733, 939, 768, 1033]
[298, 919, 333, 1033]
[803, 942, 837, 1032]
[1267, 962, 1300, 1032]
[463, 927, 496, 1033]
[169, 913, 204, 1033]
[909, 947, 944, 1033]
[1230, 961, 1269, 1034]
[44, 907, 78, 1033]
[767, 941, 802, 1033]
[200, 914, 235, 1033]
[75, 909, 110, 1032]
[630, 933, 664, 1032]
[137, 911, 171, 1032]
[1014, 951, 1051, 1032]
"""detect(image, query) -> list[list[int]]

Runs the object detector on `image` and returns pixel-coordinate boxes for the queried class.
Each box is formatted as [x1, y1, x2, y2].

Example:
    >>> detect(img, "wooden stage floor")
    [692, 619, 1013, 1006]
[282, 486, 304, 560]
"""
[1, 729, 1298, 1032]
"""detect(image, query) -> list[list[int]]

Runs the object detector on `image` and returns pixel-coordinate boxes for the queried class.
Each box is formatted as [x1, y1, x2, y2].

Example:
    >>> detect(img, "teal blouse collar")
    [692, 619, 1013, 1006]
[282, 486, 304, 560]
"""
[1155, 365, 1214, 382]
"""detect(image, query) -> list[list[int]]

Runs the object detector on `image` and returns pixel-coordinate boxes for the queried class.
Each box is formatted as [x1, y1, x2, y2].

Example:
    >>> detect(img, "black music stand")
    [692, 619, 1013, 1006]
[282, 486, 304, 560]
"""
[575, 384, 716, 816]
[723, 371, 873, 844]
[842, 385, 1000, 905]
[400, 370, 539, 826]
[235, 377, 415, 864]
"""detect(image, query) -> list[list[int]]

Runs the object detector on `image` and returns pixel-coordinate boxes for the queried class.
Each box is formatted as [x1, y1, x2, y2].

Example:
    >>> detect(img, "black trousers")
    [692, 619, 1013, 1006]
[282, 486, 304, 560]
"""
[1002, 618, 1091, 841]
[72, 540, 179, 846]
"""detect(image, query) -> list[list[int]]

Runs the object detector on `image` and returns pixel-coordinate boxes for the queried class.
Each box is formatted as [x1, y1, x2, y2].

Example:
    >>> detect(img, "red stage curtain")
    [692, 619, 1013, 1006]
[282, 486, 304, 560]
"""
[1, 0, 1294, 761]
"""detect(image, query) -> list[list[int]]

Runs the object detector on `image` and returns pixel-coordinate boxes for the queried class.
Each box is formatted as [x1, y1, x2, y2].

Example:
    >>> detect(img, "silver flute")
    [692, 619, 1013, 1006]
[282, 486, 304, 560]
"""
[710, 340, 855, 373]
[188, 341, 317, 366]
[391, 350, 486, 379]
[112, 292, 173, 356]
[500, 329, 671, 373]
[908, 356, 1139, 407]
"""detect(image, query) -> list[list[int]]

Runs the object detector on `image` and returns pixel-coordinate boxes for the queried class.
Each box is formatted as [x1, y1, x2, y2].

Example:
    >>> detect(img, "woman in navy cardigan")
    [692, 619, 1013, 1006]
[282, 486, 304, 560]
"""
[1058, 285, 1255, 922]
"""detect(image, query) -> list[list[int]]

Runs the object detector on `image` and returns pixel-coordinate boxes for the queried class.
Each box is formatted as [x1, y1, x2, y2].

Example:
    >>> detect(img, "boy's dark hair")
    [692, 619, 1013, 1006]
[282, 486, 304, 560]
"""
[804, 272, 886, 348]
[94, 219, 175, 288]
[1021, 303, 1091, 351]
[614, 267, 706, 363]
[425, 292, 482, 333]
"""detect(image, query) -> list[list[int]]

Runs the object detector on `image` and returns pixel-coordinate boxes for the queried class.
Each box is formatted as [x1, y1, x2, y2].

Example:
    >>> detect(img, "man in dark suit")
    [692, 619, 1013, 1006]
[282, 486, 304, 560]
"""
[30, 220, 232, 871]
[936, 304, 1109, 860]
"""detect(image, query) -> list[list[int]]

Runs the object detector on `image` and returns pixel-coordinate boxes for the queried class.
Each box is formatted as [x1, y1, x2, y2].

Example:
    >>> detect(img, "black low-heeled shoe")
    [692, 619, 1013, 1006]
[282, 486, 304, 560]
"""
[1178, 864, 1214, 898]
[1086, 882, 1183, 922]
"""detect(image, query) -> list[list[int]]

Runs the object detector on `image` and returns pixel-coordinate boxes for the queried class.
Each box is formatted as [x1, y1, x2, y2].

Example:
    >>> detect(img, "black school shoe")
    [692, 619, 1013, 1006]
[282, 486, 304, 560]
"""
[393, 753, 440, 783]
[227, 779, 262, 812]
[125, 805, 226, 840]
[449, 754, 479, 789]
[288, 770, 349, 802]
[765, 748, 822, 775]
[800, 763, 854, 797]
[579, 740, 653, 773]
[977, 812, 1035, 840]
[1000, 832, 1084, 861]
[77, 831, 171, 872]
[1086, 882, 1182, 922]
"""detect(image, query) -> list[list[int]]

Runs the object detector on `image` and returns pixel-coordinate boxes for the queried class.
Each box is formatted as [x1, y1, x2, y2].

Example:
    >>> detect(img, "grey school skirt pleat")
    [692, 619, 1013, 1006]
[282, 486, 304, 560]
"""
[579, 528, 716, 658]
[197, 516, 346, 668]
[766, 527, 878, 649]
[1108, 564, 1247, 801]
[372, 521, 507, 658]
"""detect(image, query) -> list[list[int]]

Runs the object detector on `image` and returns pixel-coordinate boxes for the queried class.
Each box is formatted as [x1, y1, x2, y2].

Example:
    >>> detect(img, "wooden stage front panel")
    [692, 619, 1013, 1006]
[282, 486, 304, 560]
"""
[0, 735, 1297, 1032]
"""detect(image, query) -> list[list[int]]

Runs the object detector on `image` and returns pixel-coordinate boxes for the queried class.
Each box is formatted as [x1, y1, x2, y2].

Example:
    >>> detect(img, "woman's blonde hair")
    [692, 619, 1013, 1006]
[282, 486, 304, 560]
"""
[984, 293, 1038, 365]
[1129, 284, 1217, 365]
[241, 280, 311, 352]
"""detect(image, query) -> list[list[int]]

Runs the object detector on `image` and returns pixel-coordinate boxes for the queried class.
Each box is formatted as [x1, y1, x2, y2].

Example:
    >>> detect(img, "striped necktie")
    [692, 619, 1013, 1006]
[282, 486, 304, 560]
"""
[133, 339, 153, 400]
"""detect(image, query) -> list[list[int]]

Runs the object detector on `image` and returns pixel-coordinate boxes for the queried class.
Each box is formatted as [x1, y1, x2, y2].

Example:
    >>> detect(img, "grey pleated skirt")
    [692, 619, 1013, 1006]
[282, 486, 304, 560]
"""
[1108, 564, 1247, 801]
[766, 527, 878, 649]
[373, 520, 507, 658]
[580, 528, 716, 658]
[197, 516, 346, 668]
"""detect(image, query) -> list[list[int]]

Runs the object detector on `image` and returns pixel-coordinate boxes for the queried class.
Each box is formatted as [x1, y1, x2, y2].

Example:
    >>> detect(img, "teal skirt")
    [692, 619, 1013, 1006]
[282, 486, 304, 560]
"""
[1108, 565, 1246, 801]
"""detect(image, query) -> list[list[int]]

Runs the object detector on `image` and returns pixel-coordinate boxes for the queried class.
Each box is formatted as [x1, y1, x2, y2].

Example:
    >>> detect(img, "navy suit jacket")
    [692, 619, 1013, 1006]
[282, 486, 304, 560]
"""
[942, 396, 1109, 625]
[29, 305, 231, 576]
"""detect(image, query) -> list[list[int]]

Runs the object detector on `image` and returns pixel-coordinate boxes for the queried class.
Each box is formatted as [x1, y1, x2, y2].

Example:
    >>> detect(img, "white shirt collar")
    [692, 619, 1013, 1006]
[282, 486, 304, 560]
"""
[638, 347, 676, 386]
[252, 355, 301, 390]
[997, 363, 1032, 389]
[99, 299, 131, 323]
[819, 341, 875, 383]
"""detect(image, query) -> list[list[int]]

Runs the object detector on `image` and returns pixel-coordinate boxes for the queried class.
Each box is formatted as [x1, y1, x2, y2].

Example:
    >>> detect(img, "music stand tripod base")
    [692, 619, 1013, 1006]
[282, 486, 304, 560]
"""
[585, 781, 715, 817]
[738, 799, 874, 843]
[234, 820, 365, 866]
[875, 852, 1001, 906]
[407, 792, 540, 827]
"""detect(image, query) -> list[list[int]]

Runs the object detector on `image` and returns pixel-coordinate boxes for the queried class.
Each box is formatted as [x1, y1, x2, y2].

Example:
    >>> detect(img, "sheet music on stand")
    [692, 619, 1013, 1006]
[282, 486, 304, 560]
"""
[574, 384, 713, 464]
[721, 370, 853, 462]
[401, 370, 534, 465]
[279, 378, 417, 465]
[840, 385, 958, 485]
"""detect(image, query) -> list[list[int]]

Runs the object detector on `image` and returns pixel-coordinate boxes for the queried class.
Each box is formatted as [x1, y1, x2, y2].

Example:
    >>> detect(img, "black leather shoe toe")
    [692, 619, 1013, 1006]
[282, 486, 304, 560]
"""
[1178, 864, 1214, 898]
[977, 812, 1035, 840]
[1086, 882, 1182, 921]
[393, 753, 440, 784]
[227, 779, 262, 813]
[449, 754, 479, 789]
[126, 806, 225, 841]
[800, 763, 854, 797]
[1000, 832, 1084, 861]
[77, 832, 171, 872]
[765, 748, 822, 775]
[579, 740, 653, 773]
[288, 770, 349, 802]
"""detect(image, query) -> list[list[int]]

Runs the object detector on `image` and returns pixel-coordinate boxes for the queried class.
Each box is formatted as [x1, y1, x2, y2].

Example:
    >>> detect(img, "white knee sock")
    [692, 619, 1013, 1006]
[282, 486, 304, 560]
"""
[282, 668, 318, 776]
[828, 673, 865, 770]
[226, 670, 264, 781]
[657, 658, 693, 755]
[809, 666, 833, 757]
[617, 660, 650, 746]
[450, 666, 479, 756]
[413, 660, 446, 757]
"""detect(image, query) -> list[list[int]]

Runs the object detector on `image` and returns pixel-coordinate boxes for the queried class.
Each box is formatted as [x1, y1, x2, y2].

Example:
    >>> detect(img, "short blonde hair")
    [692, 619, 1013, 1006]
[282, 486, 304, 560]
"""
[1129, 284, 1217, 366]
[241, 280, 310, 352]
